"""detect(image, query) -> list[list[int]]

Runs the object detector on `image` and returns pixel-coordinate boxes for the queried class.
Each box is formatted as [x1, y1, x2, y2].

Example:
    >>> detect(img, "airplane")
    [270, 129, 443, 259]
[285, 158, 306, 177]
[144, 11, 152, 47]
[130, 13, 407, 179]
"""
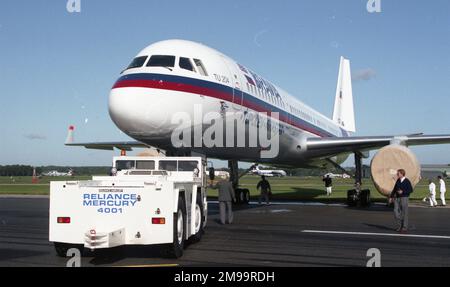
[66, 39, 450, 204]
[42, 169, 73, 177]
[323, 172, 351, 179]
[250, 165, 287, 177]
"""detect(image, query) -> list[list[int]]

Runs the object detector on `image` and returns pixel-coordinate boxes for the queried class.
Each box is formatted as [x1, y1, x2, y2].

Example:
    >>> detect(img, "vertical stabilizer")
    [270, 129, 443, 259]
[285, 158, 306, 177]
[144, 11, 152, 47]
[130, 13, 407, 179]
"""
[332, 56, 355, 133]
[65, 125, 75, 144]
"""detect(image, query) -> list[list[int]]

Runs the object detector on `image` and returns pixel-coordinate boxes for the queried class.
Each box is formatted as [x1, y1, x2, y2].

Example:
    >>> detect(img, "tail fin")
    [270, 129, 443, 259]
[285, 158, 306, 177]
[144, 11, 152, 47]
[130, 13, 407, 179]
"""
[65, 125, 75, 144]
[332, 56, 355, 133]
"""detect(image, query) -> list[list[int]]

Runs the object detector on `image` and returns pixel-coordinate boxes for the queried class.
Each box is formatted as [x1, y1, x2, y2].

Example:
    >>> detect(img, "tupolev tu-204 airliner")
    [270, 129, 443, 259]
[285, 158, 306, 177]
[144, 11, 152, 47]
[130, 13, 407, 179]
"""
[66, 39, 450, 191]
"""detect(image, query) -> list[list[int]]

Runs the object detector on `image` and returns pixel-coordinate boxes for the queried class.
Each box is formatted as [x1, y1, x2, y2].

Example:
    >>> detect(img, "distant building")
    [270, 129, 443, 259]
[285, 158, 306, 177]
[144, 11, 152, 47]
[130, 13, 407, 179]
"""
[421, 164, 449, 179]
[362, 165, 371, 178]
[360, 164, 449, 180]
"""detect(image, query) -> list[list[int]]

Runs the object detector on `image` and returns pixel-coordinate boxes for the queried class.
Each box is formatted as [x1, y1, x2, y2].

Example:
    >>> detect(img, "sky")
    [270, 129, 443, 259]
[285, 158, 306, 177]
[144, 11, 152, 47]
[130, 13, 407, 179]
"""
[0, 0, 449, 167]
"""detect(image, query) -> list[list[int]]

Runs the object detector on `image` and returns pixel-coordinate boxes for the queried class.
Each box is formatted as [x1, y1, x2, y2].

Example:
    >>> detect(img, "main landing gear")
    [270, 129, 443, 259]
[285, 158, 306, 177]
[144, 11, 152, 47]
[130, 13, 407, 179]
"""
[228, 160, 250, 204]
[346, 152, 371, 207]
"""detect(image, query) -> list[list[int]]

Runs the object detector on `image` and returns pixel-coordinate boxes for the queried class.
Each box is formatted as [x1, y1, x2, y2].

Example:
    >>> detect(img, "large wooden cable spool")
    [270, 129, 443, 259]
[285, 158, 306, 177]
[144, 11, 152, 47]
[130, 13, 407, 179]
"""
[136, 148, 162, 157]
[370, 145, 421, 196]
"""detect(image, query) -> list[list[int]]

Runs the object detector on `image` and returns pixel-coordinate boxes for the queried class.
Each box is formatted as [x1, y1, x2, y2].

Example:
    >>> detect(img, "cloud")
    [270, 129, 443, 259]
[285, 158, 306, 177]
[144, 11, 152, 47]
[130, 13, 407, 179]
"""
[253, 29, 268, 47]
[24, 133, 47, 140]
[352, 68, 376, 82]
[330, 41, 340, 49]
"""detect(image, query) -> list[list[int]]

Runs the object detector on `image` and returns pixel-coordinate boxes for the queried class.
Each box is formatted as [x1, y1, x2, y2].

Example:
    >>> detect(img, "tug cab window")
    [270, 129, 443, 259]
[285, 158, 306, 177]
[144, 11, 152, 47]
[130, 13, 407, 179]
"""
[126, 56, 148, 70]
[193, 59, 208, 76]
[115, 160, 135, 171]
[159, 160, 177, 171]
[179, 57, 195, 72]
[178, 161, 198, 171]
[136, 160, 155, 170]
[146, 55, 175, 68]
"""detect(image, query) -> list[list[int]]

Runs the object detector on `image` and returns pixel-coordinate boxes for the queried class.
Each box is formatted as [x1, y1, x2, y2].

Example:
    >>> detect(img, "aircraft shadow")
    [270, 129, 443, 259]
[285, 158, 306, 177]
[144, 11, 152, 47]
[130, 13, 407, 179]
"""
[207, 201, 271, 216]
[267, 187, 335, 202]
[86, 245, 171, 265]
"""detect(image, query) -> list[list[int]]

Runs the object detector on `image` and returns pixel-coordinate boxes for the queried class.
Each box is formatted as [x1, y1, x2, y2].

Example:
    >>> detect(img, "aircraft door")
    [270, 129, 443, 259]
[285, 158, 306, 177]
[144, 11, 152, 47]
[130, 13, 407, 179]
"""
[220, 56, 244, 110]
[231, 73, 244, 111]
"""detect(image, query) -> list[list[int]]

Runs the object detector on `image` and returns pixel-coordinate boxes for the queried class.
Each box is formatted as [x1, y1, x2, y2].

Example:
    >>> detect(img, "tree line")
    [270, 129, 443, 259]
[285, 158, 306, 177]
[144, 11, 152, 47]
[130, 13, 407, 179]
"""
[0, 165, 42, 176]
[1, 165, 352, 177]
[0, 165, 110, 176]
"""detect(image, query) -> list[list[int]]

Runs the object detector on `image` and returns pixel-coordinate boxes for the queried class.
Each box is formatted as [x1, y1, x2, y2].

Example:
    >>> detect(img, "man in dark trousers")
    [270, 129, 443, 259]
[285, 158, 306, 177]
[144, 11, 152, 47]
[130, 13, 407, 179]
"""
[210, 176, 236, 225]
[389, 169, 413, 233]
[257, 176, 271, 205]
[323, 174, 333, 196]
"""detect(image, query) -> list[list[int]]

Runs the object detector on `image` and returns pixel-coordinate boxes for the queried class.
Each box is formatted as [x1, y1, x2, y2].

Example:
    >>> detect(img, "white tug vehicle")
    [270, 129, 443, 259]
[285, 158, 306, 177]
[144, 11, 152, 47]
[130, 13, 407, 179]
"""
[49, 156, 208, 258]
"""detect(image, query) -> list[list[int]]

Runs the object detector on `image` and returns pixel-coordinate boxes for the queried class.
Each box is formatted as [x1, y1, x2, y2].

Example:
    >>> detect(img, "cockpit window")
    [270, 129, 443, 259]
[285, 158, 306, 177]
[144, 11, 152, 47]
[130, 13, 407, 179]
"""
[193, 59, 208, 76]
[146, 55, 176, 68]
[126, 56, 148, 69]
[179, 57, 195, 72]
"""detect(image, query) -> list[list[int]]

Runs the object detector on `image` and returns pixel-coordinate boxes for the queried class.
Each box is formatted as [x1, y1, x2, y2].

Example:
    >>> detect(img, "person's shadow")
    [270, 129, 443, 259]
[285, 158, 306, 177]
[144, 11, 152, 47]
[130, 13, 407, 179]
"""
[364, 223, 416, 231]
[363, 223, 395, 231]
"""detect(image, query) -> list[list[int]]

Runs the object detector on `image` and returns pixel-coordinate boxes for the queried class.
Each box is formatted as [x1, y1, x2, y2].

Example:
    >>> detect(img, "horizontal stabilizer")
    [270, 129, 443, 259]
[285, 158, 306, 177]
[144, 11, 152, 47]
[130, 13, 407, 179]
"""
[64, 125, 147, 150]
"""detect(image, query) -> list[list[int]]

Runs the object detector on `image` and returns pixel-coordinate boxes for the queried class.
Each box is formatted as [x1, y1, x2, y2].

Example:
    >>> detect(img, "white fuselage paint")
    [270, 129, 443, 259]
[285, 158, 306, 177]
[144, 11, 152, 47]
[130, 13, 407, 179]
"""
[109, 40, 350, 167]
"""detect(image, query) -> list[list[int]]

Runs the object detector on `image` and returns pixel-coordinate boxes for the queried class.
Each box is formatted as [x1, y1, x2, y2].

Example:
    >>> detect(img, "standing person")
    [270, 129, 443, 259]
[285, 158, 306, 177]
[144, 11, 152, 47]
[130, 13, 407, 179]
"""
[323, 174, 333, 196]
[428, 179, 438, 207]
[389, 169, 413, 233]
[438, 176, 447, 206]
[257, 176, 271, 205]
[210, 176, 236, 225]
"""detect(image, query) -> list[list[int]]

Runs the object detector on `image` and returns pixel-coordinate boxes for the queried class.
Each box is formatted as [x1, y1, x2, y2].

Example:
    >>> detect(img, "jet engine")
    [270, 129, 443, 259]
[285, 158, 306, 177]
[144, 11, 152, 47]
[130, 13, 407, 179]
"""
[370, 145, 421, 196]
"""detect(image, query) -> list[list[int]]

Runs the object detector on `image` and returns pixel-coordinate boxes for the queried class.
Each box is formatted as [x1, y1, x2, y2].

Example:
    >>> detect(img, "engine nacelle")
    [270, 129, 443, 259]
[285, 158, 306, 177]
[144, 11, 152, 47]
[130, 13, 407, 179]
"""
[370, 145, 421, 196]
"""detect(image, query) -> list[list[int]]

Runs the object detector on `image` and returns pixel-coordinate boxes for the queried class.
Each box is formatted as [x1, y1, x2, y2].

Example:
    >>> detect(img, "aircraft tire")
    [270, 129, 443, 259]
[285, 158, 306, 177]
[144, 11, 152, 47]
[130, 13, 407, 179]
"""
[347, 189, 357, 207]
[360, 189, 371, 207]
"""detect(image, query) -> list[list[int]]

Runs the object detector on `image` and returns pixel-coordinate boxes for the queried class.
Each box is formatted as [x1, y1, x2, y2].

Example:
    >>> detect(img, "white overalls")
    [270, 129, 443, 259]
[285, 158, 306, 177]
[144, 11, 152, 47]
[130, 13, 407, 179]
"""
[428, 182, 438, 207]
[439, 179, 446, 206]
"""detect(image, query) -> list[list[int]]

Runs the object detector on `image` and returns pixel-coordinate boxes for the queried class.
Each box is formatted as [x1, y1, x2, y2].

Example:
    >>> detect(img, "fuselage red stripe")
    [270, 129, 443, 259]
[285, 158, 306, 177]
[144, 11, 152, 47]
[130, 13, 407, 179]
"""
[113, 79, 331, 138]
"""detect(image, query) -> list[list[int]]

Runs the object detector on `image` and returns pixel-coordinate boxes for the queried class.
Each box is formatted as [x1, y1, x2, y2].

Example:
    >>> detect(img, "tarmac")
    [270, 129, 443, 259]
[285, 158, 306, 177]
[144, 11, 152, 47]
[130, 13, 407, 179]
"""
[0, 196, 449, 267]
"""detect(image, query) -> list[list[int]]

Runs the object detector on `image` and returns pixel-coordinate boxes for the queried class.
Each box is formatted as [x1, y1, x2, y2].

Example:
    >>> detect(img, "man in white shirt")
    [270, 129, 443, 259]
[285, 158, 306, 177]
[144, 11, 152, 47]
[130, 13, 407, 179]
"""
[438, 176, 446, 206]
[428, 179, 438, 207]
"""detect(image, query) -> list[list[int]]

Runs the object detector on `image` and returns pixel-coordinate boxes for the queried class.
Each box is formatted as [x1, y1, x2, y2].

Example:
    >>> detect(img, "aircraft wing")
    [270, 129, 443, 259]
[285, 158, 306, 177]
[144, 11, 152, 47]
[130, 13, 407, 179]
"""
[65, 141, 148, 151]
[306, 134, 450, 157]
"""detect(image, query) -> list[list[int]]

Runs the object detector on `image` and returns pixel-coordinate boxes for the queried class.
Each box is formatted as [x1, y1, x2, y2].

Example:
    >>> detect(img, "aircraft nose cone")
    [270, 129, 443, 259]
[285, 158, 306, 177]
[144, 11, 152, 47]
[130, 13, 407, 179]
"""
[108, 88, 171, 135]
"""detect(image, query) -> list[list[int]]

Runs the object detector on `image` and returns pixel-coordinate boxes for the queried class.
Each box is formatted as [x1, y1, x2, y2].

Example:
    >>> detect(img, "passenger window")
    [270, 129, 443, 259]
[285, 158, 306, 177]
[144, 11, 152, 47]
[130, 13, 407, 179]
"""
[179, 57, 195, 72]
[126, 56, 148, 70]
[147, 55, 176, 68]
[136, 160, 155, 170]
[193, 59, 208, 76]
[159, 160, 177, 171]
[178, 161, 198, 171]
